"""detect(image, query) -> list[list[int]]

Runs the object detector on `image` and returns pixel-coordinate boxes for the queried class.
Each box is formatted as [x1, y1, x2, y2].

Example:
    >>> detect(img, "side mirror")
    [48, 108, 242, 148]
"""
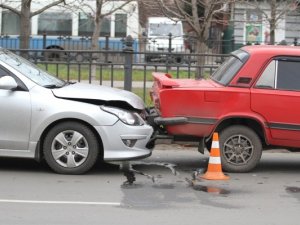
[142, 31, 147, 37]
[0, 76, 18, 90]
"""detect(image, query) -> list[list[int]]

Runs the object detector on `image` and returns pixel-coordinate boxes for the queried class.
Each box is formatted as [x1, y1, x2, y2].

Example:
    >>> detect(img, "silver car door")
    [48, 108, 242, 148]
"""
[0, 69, 31, 151]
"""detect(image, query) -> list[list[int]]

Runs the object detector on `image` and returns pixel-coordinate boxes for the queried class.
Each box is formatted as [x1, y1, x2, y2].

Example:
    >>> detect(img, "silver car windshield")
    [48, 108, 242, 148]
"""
[0, 50, 65, 88]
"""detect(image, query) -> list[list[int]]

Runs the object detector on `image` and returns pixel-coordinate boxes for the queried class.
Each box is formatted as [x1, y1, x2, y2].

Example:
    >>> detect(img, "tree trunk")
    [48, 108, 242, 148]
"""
[20, 0, 31, 52]
[195, 40, 207, 79]
[269, 0, 276, 45]
[90, 0, 103, 81]
[0, 0, 65, 54]
[270, 22, 275, 45]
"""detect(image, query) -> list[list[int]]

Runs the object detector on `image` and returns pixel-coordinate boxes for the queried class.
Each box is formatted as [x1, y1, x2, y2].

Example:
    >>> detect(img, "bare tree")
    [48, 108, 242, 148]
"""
[73, 0, 136, 50]
[240, 0, 300, 45]
[0, 0, 67, 49]
[74, 0, 136, 79]
[155, 0, 232, 78]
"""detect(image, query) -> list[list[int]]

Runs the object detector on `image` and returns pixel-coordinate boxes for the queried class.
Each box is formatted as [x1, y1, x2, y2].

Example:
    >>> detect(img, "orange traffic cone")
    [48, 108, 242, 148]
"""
[200, 132, 229, 180]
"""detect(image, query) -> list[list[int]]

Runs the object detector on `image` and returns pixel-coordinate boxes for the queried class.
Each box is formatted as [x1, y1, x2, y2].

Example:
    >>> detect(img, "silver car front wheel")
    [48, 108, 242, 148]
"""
[43, 122, 100, 174]
[51, 130, 89, 168]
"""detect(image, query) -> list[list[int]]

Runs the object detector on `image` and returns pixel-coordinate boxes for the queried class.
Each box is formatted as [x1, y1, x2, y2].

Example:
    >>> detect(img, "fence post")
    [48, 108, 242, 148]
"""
[105, 35, 109, 63]
[168, 33, 172, 53]
[123, 35, 134, 91]
[166, 33, 173, 66]
[231, 36, 235, 52]
[43, 32, 47, 49]
[294, 38, 298, 46]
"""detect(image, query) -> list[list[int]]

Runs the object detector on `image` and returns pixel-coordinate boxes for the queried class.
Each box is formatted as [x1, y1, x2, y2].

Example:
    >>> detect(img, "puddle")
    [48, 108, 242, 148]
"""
[152, 183, 175, 190]
[285, 186, 300, 203]
[286, 186, 300, 193]
[121, 183, 144, 189]
[121, 163, 231, 197]
[120, 168, 238, 209]
[185, 178, 230, 195]
[192, 185, 230, 195]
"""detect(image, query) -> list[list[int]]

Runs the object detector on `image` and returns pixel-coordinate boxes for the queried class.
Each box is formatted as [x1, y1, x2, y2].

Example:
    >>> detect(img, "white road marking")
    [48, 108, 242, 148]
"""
[0, 199, 121, 206]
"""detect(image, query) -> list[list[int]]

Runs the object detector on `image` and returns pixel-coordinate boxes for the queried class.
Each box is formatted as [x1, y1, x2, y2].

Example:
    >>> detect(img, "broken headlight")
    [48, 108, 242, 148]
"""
[101, 106, 144, 126]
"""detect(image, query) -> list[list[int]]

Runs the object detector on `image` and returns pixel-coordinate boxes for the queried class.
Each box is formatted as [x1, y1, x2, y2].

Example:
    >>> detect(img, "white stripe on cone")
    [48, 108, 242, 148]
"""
[211, 141, 219, 148]
[208, 156, 221, 164]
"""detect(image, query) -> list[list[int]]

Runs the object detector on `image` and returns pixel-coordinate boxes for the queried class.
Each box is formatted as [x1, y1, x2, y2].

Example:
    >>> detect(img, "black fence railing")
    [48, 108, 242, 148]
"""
[8, 37, 232, 104]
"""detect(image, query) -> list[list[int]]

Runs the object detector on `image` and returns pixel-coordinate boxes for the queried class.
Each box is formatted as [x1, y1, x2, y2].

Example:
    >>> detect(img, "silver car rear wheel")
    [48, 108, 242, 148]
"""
[43, 122, 100, 174]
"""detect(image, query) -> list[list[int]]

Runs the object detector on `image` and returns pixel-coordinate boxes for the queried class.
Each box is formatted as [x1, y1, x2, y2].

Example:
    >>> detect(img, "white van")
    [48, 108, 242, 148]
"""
[144, 17, 185, 63]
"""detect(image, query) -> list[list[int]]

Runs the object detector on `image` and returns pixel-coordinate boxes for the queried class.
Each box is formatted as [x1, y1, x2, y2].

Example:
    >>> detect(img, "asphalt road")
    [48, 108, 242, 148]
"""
[0, 145, 299, 225]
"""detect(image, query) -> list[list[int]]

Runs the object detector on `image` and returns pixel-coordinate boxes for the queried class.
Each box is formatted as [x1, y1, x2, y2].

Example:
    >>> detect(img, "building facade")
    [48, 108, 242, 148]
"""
[233, 1, 300, 46]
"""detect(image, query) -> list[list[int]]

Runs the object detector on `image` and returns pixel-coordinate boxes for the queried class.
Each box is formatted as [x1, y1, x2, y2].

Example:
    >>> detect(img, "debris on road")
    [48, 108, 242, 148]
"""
[120, 161, 178, 185]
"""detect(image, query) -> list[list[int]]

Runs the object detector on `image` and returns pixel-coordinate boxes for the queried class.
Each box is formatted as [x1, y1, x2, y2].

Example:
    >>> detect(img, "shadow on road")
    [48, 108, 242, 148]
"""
[0, 157, 119, 174]
[0, 151, 299, 175]
[255, 153, 300, 173]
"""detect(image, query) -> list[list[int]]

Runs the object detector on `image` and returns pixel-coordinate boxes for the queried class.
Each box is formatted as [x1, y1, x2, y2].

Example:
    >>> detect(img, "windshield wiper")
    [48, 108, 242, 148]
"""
[66, 81, 76, 85]
[43, 84, 61, 89]
[60, 81, 76, 87]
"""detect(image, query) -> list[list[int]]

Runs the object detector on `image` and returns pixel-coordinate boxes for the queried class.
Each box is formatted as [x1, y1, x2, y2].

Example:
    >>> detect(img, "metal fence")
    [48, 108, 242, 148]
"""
[9, 36, 230, 104]
[3, 33, 299, 53]
[1, 33, 234, 53]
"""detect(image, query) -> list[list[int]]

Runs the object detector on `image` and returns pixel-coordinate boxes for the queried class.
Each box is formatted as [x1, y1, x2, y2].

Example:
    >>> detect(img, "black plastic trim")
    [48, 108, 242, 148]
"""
[154, 116, 217, 126]
[268, 123, 300, 131]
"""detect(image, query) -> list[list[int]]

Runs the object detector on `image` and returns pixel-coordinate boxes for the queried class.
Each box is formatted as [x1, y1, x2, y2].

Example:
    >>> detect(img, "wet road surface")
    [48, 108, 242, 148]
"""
[0, 145, 299, 225]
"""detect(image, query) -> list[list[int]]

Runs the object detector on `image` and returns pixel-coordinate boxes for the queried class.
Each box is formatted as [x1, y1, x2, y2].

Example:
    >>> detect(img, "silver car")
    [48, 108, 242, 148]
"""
[0, 49, 153, 174]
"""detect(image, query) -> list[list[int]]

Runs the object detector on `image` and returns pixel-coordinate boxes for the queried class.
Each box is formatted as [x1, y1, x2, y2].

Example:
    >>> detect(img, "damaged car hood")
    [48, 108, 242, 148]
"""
[52, 83, 145, 110]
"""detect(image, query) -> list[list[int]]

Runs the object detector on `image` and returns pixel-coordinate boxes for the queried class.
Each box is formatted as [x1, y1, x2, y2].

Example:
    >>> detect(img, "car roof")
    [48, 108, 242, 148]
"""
[241, 45, 300, 57]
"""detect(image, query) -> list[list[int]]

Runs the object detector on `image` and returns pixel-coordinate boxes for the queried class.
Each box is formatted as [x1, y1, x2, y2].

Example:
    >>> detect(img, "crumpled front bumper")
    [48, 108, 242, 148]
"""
[94, 120, 154, 161]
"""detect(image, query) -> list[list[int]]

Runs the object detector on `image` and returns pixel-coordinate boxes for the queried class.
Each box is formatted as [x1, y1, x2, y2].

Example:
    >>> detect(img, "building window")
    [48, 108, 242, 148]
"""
[115, 14, 127, 37]
[38, 12, 72, 36]
[100, 17, 111, 36]
[246, 9, 262, 22]
[78, 13, 93, 36]
[78, 13, 111, 37]
[1, 11, 20, 35]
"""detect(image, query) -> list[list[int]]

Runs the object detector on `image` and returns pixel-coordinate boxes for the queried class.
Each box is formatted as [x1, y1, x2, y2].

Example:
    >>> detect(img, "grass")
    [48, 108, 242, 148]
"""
[38, 64, 198, 81]
[132, 88, 152, 106]
[37, 64, 210, 107]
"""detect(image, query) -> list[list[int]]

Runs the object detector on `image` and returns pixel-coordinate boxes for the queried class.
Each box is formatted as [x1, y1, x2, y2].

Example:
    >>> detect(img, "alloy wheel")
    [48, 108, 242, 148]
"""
[223, 134, 254, 165]
[51, 130, 89, 168]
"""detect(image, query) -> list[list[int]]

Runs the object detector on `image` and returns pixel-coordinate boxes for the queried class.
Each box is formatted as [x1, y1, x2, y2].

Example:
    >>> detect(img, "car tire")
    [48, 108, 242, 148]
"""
[219, 125, 262, 173]
[44, 46, 66, 61]
[43, 121, 100, 175]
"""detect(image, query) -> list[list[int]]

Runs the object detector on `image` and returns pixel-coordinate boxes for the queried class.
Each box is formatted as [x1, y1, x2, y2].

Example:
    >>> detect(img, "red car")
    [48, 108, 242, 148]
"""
[148, 45, 300, 172]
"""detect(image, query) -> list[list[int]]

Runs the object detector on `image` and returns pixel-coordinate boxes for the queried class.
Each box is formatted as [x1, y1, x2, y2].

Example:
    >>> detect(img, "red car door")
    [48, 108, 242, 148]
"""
[251, 58, 300, 142]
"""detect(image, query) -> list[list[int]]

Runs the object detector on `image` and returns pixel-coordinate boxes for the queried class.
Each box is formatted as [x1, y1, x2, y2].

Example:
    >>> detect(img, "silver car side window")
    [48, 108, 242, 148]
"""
[0, 66, 9, 78]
